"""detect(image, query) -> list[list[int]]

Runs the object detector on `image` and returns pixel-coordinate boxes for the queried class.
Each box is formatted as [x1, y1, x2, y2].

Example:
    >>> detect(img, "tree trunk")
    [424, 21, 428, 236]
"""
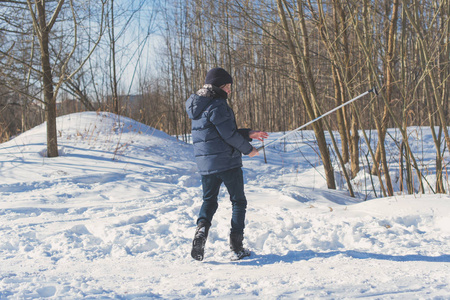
[36, 0, 59, 158]
[335, 1, 360, 178]
[277, 0, 336, 189]
[332, 67, 349, 163]
[110, 0, 119, 115]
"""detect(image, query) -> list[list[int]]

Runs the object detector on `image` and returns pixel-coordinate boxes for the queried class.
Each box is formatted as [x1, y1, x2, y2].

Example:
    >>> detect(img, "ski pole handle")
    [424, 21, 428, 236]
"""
[369, 86, 379, 95]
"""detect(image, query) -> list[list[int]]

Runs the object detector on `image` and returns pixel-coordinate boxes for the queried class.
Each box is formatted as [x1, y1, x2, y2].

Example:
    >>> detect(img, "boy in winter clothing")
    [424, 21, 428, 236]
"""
[185, 67, 268, 261]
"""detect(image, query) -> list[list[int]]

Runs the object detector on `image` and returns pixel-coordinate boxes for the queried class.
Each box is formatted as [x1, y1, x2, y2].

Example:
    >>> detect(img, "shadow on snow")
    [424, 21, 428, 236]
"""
[207, 250, 450, 266]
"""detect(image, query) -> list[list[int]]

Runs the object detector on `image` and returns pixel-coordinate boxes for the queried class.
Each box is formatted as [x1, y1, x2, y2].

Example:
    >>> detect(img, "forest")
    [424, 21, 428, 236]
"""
[1, 0, 449, 196]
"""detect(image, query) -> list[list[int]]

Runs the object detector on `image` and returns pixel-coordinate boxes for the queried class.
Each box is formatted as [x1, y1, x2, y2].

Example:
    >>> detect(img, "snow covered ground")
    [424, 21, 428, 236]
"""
[1, 112, 450, 299]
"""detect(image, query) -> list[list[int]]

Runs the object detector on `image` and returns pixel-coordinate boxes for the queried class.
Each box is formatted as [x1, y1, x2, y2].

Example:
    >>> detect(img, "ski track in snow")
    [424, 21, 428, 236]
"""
[1, 112, 450, 298]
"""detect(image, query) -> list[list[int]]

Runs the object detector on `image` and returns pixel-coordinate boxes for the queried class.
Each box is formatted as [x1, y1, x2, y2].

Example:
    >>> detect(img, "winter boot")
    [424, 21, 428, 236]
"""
[191, 221, 210, 261]
[230, 232, 251, 261]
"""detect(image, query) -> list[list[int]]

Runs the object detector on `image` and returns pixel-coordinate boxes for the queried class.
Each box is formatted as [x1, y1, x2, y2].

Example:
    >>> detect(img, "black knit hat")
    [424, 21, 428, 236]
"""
[204, 67, 233, 87]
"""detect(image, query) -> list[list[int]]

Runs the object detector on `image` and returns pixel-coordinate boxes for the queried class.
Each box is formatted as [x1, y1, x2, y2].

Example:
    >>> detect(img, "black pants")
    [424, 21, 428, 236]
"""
[197, 167, 247, 234]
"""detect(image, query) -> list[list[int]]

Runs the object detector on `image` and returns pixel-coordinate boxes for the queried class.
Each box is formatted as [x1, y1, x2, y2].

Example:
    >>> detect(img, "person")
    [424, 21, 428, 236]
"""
[185, 67, 268, 261]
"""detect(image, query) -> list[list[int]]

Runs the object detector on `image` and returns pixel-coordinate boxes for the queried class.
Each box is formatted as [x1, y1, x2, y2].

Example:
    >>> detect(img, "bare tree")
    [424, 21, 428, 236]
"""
[0, 0, 105, 156]
[276, 0, 336, 189]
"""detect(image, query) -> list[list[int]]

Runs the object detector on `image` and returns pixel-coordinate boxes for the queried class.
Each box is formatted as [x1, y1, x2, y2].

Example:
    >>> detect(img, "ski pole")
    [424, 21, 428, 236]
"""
[257, 87, 378, 152]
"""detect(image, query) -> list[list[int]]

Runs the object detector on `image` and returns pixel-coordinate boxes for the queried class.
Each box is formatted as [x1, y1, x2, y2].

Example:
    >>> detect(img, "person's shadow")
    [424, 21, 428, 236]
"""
[207, 250, 450, 266]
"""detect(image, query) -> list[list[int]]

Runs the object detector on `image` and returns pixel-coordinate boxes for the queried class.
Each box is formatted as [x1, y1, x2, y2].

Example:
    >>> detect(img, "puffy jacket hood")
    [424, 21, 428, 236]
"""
[186, 94, 212, 120]
[186, 84, 228, 120]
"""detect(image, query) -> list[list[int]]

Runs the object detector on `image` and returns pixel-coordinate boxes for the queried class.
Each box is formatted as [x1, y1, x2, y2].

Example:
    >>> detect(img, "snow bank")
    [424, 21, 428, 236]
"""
[1, 112, 449, 298]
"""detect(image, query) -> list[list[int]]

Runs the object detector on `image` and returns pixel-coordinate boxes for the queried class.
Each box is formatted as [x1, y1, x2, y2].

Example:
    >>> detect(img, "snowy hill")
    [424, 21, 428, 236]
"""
[1, 112, 450, 298]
